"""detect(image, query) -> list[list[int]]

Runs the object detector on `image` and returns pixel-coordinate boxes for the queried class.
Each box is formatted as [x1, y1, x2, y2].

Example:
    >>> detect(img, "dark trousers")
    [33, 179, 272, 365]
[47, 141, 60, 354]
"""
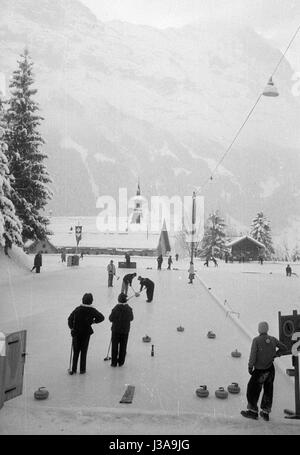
[108, 273, 114, 287]
[111, 332, 129, 366]
[72, 334, 91, 373]
[145, 283, 154, 301]
[157, 263, 162, 270]
[246, 364, 275, 414]
[32, 266, 41, 273]
[189, 273, 195, 283]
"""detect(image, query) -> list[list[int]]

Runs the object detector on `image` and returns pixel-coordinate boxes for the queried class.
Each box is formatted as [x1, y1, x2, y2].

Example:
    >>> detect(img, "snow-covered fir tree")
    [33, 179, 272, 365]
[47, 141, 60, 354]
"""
[200, 210, 226, 258]
[4, 49, 52, 242]
[291, 244, 300, 262]
[250, 212, 274, 258]
[0, 92, 23, 249]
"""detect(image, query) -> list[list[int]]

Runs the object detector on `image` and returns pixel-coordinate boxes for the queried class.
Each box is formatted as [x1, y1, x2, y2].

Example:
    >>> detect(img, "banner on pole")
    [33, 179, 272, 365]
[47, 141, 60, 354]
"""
[75, 226, 82, 246]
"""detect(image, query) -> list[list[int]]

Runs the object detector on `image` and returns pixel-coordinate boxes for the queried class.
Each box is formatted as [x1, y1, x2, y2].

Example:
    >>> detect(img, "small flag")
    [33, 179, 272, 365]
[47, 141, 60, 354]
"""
[75, 225, 82, 246]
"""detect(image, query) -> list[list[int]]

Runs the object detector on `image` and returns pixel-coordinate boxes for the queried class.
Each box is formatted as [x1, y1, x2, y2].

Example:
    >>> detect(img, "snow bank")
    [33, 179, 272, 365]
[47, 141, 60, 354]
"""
[0, 245, 31, 284]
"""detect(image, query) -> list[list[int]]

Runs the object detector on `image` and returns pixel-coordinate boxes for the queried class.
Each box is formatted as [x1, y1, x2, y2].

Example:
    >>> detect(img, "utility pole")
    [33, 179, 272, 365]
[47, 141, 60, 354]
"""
[190, 191, 196, 263]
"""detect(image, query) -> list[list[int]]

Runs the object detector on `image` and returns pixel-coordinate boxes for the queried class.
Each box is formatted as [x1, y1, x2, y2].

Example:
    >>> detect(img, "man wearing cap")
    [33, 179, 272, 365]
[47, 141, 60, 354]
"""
[121, 272, 137, 296]
[109, 293, 134, 367]
[138, 276, 155, 302]
[68, 293, 105, 375]
[241, 321, 287, 421]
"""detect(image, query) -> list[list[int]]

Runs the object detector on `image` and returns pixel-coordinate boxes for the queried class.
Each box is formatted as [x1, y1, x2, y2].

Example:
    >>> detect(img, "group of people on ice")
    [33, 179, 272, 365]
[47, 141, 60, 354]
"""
[67, 291, 134, 373]
[67, 288, 288, 422]
[157, 253, 179, 270]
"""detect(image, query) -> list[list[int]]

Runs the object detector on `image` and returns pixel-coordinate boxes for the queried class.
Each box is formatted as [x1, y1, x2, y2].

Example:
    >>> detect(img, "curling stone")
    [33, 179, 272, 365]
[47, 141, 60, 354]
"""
[34, 387, 49, 400]
[215, 387, 228, 399]
[231, 349, 242, 358]
[142, 335, 151, 343]
[227, 382, 241, 394]
[207, 331, 216, 339]
[196, 385, 209, 398]
[177, 326, 184, 332]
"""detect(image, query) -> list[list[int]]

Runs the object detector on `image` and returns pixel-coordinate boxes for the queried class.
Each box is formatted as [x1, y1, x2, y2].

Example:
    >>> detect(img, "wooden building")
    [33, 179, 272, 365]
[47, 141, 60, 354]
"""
[226, 235, 266, 261]
[25, 237, 58, 255]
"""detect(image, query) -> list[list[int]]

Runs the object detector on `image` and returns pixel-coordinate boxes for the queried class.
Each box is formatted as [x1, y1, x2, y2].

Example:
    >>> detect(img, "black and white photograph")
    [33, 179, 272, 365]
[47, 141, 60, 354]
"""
[1, 0, 300, 441]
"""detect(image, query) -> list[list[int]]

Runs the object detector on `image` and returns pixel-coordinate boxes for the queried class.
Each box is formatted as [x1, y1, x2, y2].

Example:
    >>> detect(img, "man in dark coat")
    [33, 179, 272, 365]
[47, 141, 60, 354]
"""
[68, 293, 104, 375]
[138, 276, 155, 302]
[125, 252, 131, 267]
[109, 293, 134, 367]
[286, 264, 292, 277]
[157, 254, 163, 270]
[241, 321, 287, 421]
[204, 255, 210, 267]
[167, 255, 173, 270]
[121, 272, 137, 296]
[31, 252, 42, 273]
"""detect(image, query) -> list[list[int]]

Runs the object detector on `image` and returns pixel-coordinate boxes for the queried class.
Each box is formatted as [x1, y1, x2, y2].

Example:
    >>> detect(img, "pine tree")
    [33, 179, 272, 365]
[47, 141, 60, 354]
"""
[250, 212, 274, 258]
[0, 92, 23, 249]
[4, 49, 52, 242]
[291, 244, 300, 262]
[200, 210, 226, 258]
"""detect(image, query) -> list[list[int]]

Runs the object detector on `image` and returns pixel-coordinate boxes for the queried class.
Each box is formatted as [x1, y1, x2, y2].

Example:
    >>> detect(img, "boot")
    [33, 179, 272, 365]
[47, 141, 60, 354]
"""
[259, 410, 270, 421]
[241, 410, 258, 420]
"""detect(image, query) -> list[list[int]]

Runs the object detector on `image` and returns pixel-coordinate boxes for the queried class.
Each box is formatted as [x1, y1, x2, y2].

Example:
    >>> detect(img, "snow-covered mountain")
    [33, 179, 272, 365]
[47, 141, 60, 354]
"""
[0, 0, 300, 238]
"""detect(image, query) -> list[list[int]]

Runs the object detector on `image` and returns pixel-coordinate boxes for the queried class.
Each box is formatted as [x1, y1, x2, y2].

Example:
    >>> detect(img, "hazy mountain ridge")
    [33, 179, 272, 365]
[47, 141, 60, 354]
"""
[0, 0, 299, 240]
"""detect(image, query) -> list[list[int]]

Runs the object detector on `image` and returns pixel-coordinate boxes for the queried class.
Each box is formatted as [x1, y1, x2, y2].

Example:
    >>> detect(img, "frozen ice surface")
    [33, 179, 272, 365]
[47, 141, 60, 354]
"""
[0, 254, 299, 434]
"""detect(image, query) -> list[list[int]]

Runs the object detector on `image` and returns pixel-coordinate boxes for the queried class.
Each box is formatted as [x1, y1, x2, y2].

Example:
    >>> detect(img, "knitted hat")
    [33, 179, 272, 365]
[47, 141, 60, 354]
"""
[118, 293, 128, 304]
[258, 321, 269, 334]
[82, 293, 93, 305]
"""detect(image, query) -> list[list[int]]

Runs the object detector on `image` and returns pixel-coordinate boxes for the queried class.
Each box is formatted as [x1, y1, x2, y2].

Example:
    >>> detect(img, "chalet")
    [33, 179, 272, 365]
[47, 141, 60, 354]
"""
[226, 235, 266, 261]
[25, 237, 58, 254]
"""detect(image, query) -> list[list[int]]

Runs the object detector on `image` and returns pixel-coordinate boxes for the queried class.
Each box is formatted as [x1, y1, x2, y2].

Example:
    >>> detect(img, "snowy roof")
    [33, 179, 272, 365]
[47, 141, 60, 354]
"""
[226, 235, 266, 249]
[49, 231, 160, 250]
[47, 217, 162, 250]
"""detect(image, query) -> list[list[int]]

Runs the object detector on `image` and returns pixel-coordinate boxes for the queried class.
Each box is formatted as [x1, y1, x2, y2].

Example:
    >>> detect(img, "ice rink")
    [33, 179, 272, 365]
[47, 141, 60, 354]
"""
[0, 254, 299, 434]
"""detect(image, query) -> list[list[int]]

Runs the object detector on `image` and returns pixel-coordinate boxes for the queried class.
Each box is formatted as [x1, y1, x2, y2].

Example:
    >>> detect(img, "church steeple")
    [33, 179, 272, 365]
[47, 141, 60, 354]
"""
[130, 180, 143, 225]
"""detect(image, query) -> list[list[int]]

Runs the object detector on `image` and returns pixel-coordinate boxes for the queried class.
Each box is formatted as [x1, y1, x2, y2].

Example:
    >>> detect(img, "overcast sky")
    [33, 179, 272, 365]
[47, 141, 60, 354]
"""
[80, 0, 300, 69]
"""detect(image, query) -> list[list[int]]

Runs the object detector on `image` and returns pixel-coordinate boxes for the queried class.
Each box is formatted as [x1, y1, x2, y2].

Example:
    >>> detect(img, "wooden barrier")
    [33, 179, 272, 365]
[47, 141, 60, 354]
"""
[118, 262, 137, 269]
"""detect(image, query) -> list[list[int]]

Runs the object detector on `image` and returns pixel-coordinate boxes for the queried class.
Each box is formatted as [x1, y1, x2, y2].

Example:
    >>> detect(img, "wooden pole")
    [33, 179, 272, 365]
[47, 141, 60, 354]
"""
[190, 191, 196, 264]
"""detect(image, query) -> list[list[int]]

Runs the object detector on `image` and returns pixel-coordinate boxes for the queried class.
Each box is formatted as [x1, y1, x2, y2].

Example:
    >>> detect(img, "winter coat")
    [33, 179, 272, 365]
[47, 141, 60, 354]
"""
[68, 304, 105, 337]
[107, 263, 116, 275]
[168, 257, 173, 264]
[248, 333, 287, 370]
[123, 273, 136, 285]
[188, 264, 195, 275]
[139, 278, 154, 291]
[109, 303, 134, 334]
[34, 253, 42, 267]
